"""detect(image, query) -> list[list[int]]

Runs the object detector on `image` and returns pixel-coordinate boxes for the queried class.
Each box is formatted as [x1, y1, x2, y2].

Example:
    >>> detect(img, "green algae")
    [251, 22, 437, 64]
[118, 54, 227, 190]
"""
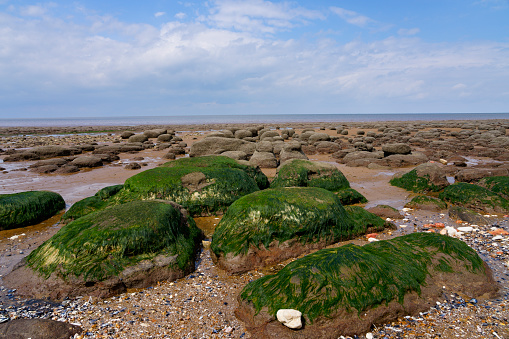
[405, 195, 448, 210]
[478, 176, 509, 200]
[0, 191, 65, 230]
[344, 206, 390, 232]
[211, 187, 354, 258]
[27, 200, 202, 281]
[439, 182, 509, 213]
[335, 188, 368, 205]
[240, 233, 484, 323]
[270, 159, 350, 192]
[162, 155, 269, 190]
[120, 164, 260, 216]
[390, 169, 443, 193]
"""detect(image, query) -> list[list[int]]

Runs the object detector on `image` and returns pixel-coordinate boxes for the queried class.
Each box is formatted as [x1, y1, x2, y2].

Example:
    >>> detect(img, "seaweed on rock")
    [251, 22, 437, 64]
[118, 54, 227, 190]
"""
[27, 200, 202, 282]
[439, 182, 509, 214]
[270, 159, 350, 192]
[0, 191, 65, 230]
[335, 188, 368, 205]
[344, 206, 394, 232]
[405, 195, 448, 211]
[211, 187, 353, 258]
[478, 176, 509, 200]
[390, 169, 442, 193]
[239, 233, 485, 323]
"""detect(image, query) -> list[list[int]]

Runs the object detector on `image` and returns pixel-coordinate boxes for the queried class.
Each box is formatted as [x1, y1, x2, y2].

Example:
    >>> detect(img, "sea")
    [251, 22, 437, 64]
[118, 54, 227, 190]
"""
[0, 113, 508, 127]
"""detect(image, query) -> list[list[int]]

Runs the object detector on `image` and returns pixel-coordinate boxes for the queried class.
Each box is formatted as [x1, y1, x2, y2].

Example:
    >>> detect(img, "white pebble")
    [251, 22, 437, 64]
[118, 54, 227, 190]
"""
[277, 309, 302, 329]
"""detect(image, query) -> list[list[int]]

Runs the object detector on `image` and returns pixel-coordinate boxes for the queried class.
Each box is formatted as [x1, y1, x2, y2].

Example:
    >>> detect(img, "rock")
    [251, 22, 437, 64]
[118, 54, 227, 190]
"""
[120, 131, 135, 139]
[448, 206, 491, 226]
[143, 128, 167, 138]
[29, 158, 68, 168]
[0, 191, 66, 230]
[279, 149, 308, 165]
[235, 233, 497, 338]
[31, 145, 81, 158]
[315, 141, 341, 154]
[344, 206, 396, 231]
[211, 187, 370, 273]
[249, 151, 278, 168]
[235, 129, 253, 139]
[5, 200, 202, 300]
[335, 188, 368, 205]
[382, 143, 412, 156]
[440, 183, 509, 214]
[30, 164, 59, 173]
[71, 155, 103, 168]
[455, 168, 509, 183]
[276, 309, 302, 329]
[190, 137, 255, 157]
[390, 162, 449, 193]
[342, 151, 383, 164]
[220, 151, 248, 161]
[405, 196, 448, 211]
[478, 176, 509, 199]
[157, 134, 173, 142]
[3, 152, 40, 162]
[366, 205, 404, 219]
[255, 141, 274, 153]
[308, 133, 330, 143]
[128, 134, 149, 143]
[54, 165, 80, 174]
[0, 319, 82, 339]
[271, 159, 350, 192]
[125, 162, 141, 170]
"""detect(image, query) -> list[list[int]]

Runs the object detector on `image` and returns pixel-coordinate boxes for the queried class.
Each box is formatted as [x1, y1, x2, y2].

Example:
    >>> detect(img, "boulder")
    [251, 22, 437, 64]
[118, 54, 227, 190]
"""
[271, 159, 350, 192]
[382, 143, 412, 156]
[5, 200, 202, 300]
[220, 151, 248, 161]
[0, 191, 65, 230]
[478, 176, 509, 199]
[31, 145, 81, 158]
[236, 233, 497, 338]
[308, 133, 330, 143]
[249, 151, 278, 168]
[455, 168, 509, 183]
[157, 134, 173, 142]
[449, 206, 491, 226]
[235, 130, 253, 139]
[256, 141, 273, 153]
[439, 183, 509, 214]
[143, 128, 167, 138]
[0, 319, 82, 339]
[366, 205, 404, 219]
[211, 187, 385, 273]
[315, 141, 341, 154]
[342, 151, 383, 164]
[120, 131, 135, 139]
[128, 134, 149, 143]
[383, 152, 428, 168]
[71, 155, 103, 168]
[390, 162, 449, 193]
[335, 188, 368, 206]
[190, 137, 256, 157]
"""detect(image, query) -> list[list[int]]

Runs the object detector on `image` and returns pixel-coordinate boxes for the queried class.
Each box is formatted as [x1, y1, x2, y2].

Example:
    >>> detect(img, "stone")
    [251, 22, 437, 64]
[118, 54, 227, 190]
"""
[382, 143, 412, 156]
[128, 134, 149, 143]
[390, 162, 449, 193]
[0, 319, 82, 339]
[190, 137, 256, 157]
[71, 155, 103, 168]
[276, 309, 302, 329]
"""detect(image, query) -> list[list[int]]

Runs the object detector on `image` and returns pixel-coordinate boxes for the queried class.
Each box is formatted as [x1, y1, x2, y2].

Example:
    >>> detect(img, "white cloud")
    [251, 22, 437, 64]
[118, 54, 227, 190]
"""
[330, 7, 373, 27]
[154, 12, 165, 18]
[398, 28, 420, 36]
[175, 12, 186, 19]
[452, 83, 467, 90]
[206, 0, 324, 34]
[19, 5, 48, 17]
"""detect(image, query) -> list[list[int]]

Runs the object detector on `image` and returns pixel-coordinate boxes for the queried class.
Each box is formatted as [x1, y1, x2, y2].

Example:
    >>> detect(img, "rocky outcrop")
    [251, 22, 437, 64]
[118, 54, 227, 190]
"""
[236, 233, 497, 338]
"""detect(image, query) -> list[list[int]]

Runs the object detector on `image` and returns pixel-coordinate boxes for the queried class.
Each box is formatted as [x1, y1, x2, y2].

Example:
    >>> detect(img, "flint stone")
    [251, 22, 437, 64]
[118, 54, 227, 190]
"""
[276, 309, 302, 329]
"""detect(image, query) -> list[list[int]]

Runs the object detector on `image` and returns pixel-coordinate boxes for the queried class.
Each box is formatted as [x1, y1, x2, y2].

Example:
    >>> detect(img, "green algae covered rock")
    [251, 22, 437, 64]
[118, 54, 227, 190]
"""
[478, 176, 509, 200]
[61, 185, 124, 223]
[439, 182, 509, 214]
[270, 159, 350, 192]
[120, 157, 261, 216]
[335, 188, 368, 205]
[163, 155, 269, 190]
[390, 162, 449, 193]
[211, 187, 381, 273]
[236, 233, 497, 338]
[405, 195, 448, 211]
[0, 191, 65, 230]
[12, 200, 202, 300]
[344, 206, 395, 231]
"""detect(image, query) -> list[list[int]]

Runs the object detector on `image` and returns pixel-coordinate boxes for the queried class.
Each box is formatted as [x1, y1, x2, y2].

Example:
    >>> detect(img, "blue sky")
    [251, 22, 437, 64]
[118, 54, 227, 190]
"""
[0, 0, 508, 118]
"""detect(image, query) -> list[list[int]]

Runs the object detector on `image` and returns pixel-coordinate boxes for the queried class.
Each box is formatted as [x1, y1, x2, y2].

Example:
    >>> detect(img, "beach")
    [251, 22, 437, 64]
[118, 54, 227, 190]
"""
[1, 119, 509, 338]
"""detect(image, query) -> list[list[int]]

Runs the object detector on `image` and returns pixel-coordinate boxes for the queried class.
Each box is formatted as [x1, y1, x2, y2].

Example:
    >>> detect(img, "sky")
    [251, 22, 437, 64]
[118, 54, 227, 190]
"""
[0, 0, 508, 118]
